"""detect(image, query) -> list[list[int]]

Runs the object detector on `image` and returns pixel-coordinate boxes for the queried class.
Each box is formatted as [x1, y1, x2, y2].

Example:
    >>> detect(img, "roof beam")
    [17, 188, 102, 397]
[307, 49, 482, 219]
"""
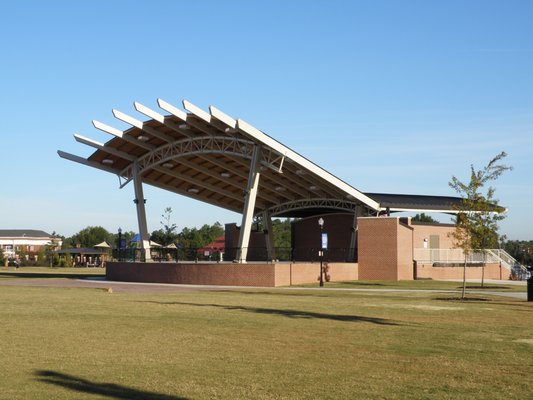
[236, 118, 380, 211]
[74, 134, 137, 161]
[158, 98, 224, 137]
[209, 105, 237, 129]
[225, 152, 310, 200]
[152, 166, 245, 203]
[92, 120, 155, 151]
[183, 100, 211, 123]
[135, 100, 194, 139]
[112, 109, 174, 143]
[177, 158, 243, 190]
[176, 157, 278, 205]
[157, 98, 189, 121]
[57, 150, 121, 176]
[143, 177, 243, 214]
[192, 155, 280, 205]
[223, 154, 296, 202]
[134, 101, 165, 124]
[183, 100, 233, 132]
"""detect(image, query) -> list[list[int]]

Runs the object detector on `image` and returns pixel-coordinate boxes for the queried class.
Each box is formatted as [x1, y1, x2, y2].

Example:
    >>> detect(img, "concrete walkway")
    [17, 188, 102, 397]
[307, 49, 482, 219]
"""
[0, 276, 528, 300]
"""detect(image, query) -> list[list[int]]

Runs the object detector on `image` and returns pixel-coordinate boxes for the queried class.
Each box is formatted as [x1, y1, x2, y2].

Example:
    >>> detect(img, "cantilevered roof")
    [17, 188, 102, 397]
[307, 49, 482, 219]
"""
[58, 98, 466, 218]
[58, 99, 382, 217]
[364, 193, 465, 214]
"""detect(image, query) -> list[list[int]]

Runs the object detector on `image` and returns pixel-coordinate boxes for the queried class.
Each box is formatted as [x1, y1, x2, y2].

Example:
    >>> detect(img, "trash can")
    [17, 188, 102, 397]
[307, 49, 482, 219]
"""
[527, 267, 533, 301]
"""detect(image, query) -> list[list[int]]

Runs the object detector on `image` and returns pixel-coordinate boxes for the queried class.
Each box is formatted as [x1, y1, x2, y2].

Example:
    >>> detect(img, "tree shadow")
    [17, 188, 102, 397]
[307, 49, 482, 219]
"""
[35, 370, 188, 400]
[336, 282, 386, 287]
[434, 297, 492, 302]
[210, 290, 334, 298]
[139, 301, 400, 325]
[461, 285, 514, 290]
[0, 271, 101, 280]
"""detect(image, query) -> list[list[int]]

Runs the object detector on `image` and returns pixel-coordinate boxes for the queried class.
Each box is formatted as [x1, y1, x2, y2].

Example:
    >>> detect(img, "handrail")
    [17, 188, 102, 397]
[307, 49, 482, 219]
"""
[414, 248, 528, 279]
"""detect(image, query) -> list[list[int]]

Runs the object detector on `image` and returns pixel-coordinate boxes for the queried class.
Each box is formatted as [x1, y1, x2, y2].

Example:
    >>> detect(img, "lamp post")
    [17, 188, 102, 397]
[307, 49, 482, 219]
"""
[117, 227, 122, 262]
[318, 217, 324, 287]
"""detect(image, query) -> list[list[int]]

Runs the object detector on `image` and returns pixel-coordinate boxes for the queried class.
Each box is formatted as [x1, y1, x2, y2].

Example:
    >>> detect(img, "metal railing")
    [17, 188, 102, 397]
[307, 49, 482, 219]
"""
[414, 248, 500, 264]
[111, 246, 358, 263]
[487, 249, 528, 280]
[414, 248, 528, 280]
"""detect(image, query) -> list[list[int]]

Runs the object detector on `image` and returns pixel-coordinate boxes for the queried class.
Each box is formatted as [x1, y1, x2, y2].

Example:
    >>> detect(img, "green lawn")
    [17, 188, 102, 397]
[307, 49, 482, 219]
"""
[303, 279, 527, 292]
[0, 276, 531, 399]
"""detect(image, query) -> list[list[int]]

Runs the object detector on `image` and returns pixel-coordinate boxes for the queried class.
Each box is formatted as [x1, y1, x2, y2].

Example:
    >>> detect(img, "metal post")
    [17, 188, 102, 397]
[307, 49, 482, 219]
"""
[132, 163, 151, 262]
[318, 217, 324, 287]
[527, 267, 533, 301]
[118, 228, 122, 262]
[263, 210, 275, 261]
[319, 250, 324, 287]
[236, 145, 262, 263]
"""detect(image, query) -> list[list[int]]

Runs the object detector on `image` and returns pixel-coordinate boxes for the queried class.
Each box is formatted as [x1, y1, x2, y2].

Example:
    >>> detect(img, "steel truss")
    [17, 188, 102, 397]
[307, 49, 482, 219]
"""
[265, 198, 366, 218]
[119, 135, 285, 188]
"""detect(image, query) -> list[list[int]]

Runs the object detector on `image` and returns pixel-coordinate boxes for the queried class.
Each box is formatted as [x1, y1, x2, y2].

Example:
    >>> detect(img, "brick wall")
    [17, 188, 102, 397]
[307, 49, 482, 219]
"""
[397, 221, 415, 280]
[224, 223, 268, 261]
[416, 262, 509, 280]
[358, 217, 409, 280]
[107, 261, 358, 287]
[412, 222, 455, 249]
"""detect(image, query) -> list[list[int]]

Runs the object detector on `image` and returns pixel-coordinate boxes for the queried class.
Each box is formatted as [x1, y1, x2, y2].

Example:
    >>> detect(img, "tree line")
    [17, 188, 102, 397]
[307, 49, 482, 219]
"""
[61, 223, 225, 251]
[60, 207, 293, 251]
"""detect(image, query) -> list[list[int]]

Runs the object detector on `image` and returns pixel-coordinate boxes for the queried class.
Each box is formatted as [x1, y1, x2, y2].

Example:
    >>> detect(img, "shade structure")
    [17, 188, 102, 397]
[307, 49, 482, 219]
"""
[94, 241, 111, 248]
[58, 97, 485, 262]
[57, 98, 471, 218]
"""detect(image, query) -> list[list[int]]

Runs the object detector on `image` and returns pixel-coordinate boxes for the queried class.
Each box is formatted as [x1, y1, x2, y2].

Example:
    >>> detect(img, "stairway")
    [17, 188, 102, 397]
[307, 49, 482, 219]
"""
[487, 249, 528, 280]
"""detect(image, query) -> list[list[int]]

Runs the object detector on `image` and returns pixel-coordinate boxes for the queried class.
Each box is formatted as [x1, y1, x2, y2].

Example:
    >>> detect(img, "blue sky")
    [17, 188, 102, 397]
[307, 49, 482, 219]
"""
[0, 1, 531, 239]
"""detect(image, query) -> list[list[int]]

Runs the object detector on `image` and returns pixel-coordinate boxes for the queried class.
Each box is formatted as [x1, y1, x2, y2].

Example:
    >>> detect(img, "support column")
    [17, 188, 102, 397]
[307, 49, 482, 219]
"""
[236, 145, 262, 263]
[263, 209, 276, 261]
[133, 163, 151, 262]
[348, 206, 362, 261]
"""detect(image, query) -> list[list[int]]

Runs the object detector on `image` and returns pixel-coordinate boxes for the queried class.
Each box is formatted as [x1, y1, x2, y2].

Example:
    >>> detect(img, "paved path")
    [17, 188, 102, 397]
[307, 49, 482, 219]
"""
[0, 277, 527, 300]
[0, 278, 202, 293]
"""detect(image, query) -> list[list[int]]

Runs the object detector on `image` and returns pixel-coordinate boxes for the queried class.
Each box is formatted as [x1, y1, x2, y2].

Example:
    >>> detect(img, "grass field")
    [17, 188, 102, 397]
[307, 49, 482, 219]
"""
[301, 279, 527, 292]
[0, 269, 531, 399]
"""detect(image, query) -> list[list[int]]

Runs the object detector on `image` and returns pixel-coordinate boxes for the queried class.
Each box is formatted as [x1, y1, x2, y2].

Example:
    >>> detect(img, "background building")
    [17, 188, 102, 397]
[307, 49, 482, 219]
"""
[0, 230, 61, 260]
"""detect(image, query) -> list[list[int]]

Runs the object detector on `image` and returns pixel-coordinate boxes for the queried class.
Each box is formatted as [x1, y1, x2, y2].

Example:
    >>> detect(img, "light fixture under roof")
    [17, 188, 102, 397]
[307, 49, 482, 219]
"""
[296, 169, 306, 175]
[162, 162, 173, 168]
[178, 123, 189, 130]
[137, 135, 149, 141]
[220, 172, 231, 178]
[187, 188, 199, 193]
[275, 186, 285, 192]
[102, 159, 114, 165]
[309, 185, 317, 190]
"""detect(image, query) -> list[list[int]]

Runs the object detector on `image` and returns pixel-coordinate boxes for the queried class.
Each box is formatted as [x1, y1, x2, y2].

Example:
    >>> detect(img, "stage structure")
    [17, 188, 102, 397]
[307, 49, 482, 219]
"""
[58, 98, 467, 264]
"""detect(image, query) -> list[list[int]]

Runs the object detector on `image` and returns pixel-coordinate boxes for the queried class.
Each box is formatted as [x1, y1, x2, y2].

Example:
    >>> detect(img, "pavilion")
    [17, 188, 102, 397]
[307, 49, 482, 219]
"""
[57, 98, 515, 284]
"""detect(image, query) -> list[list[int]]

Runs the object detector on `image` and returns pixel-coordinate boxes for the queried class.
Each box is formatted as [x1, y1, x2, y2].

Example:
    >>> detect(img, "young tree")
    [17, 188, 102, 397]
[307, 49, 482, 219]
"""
[151, 207, 179, 246]
[449, 152, 512, 298]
